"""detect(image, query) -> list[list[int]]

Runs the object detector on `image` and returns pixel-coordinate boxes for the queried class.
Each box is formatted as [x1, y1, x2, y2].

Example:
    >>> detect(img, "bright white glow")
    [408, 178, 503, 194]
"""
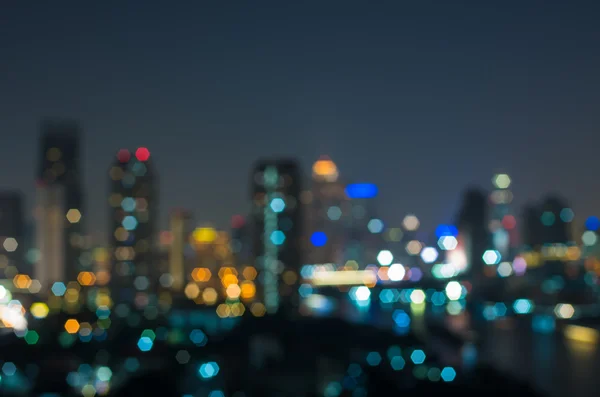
[445, 281, 462, 301]
[438, 236, 458, 250]
[482, 250, 501, 265]
[0, 286, 6, 300]
[312, 270, 377, 286]
[377, 250, 394, 266]
[410, 289, 426, 304]
[0, 304, 27, 331]
[555, 303, 575, 319]
[354, 286, 371, 301]
[387, 264, 406, 281]
[447, 247, 467, 273]
[420, 247, 438, 264]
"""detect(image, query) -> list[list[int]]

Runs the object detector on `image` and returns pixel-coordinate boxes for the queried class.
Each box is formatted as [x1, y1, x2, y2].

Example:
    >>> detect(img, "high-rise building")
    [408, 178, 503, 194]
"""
[250, 159, 303, 314]
[0, 192, 25, 277]
[456, 188, 490, 284]
[489, 173, 517, 260]
[306, 157, 348, 265]
[344, 182, 380, 265]
[230, 215, 251, 268]
[35, 120, 83, 290]
[168, 209, 192, 291]
[108, 147, 158, 307]
[523, 195, 572, 247]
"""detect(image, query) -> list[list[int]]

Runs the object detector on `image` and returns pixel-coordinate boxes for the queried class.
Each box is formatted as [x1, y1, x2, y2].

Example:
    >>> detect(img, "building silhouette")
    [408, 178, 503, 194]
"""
[344, 182, 380, 266]
[489, 173, 516, 261]
[522, 195, 572, 248]
[35, 120, 83, 291]
[108, 147, 158, 308]
[456, 188, 490, 290]
[250, 159, 303, 314]
[231, 215, 252, 268]
[306, 157, 348, 265]
[0, 192, 25, 277]
[168, 209, 193, 291]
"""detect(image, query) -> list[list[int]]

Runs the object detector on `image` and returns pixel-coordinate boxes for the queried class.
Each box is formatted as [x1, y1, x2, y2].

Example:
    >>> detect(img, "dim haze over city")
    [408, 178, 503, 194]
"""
[2, 1, 600, 241]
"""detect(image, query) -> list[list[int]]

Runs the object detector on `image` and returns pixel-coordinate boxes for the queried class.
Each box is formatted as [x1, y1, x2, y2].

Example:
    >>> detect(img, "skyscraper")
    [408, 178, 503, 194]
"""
[168, 209, 192, 291]
[250, 159, 303, 313]
[0, 192, 25, 277]
[456, 188, 490, 284]
[306, 157, 348, 265]
[489, 173, 516, 260]
[35, 120, 83, 291]
[108, 147, 158, 307]
[344, 182, 380, 265]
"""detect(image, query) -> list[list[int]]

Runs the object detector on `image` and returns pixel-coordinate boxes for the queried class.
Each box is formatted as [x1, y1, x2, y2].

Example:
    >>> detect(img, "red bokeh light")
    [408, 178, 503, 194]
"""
[231, 215, 245, 229]
[135, 147, 150, 162]
[117, 149, 130, 163]
[502, 215, 517, 230]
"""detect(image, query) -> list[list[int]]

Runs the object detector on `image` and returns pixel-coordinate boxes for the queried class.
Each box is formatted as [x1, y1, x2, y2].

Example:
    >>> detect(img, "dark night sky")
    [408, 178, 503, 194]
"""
[1, 1, 599, 243]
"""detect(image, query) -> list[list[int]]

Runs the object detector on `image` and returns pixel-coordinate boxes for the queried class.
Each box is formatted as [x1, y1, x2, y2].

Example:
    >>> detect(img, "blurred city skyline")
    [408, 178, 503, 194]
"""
[2, 1, 599, 240]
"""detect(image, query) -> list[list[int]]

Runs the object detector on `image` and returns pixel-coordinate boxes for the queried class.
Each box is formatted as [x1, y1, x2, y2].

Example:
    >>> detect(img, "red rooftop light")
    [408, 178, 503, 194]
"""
[117, 149, 130, 163]
[135, 147, 150, 162]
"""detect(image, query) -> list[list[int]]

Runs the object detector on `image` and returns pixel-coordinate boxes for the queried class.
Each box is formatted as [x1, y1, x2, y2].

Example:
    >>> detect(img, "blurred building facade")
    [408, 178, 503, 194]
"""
[35, 120, 83, 291]
[250, 159, 303, 313]
[456, 188, 490, 289]
[108, 147, 158, 307]
[169, 209, 193, 291]
[0, 192, 25, 278]
[306, 157, 348, 266]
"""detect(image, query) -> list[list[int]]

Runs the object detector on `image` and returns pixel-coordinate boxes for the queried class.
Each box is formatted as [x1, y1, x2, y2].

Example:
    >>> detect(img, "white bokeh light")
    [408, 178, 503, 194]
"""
[377, 250, 394, 266]
[388, 264, 406, 281]
[420, 247, 439, 264]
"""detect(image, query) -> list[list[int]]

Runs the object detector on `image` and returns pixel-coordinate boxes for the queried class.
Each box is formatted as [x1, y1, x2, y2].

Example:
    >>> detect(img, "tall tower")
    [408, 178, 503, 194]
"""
[344, 182, 379, 265]
[108, 147, 158, 308]
[168, 209, 192, 291]
[0, 192, 25, 277]
[250, 159, 303, 314]
[456, 188, 490, 284]
[35, 120, 83, 291]
[307, 157, 347, 265]
[489, 173, 515, 261]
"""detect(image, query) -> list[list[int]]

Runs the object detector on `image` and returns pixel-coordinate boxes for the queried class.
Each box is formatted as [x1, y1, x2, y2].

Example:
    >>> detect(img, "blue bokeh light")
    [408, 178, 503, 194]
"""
[345, 183, 378, 199]
[310, 231, 328, 247]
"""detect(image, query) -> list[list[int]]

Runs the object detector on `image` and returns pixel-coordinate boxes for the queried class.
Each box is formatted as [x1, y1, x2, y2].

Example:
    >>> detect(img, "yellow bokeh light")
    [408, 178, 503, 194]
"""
[218, 267, 238, 278]
[202, 287, 218, 305]
[221, 274, 238, 288]
[242, 266, 257, 281]
[226, 284, 241, 299]
[77, 271, 96, 286]
[250, 302, 267, 317]
[64, 319, 80, 334]
[191, 267, 211, 282]
[192, 227, 217, 243]
[240, 281, 256, 299]
[66, 208, 82, 223]
[312, 158, 339, 182]
[30, 302, 49, 319]
[230, 302, 245, 317]
[13, 274, 32, 289]
[216, 303, 230, 318]
[184, 282, 200, 299]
